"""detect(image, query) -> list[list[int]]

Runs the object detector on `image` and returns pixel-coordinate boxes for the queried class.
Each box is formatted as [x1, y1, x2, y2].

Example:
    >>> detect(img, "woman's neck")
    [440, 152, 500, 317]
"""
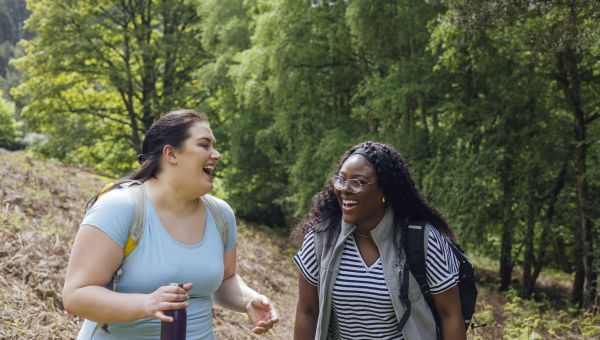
[145, 177, 202, 214]
[354, 207, 387, 235]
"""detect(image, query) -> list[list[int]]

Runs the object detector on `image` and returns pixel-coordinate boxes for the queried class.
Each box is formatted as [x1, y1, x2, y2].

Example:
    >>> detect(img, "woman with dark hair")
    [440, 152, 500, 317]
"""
[63, 109, 278, 339]
[292, 141, 465, 340]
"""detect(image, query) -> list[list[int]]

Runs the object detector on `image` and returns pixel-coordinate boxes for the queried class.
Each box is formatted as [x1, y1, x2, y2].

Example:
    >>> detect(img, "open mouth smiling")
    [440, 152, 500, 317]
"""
[342, 199, 358, 210]
[203, 164, 215, 177]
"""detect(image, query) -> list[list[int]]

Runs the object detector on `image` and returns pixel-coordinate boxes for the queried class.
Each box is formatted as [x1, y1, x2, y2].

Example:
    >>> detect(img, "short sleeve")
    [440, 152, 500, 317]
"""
[81, 188, 134, 249]
[293, 232, 318, 286]
[426, 227, 460, 294]
[210, 197, 237, 252]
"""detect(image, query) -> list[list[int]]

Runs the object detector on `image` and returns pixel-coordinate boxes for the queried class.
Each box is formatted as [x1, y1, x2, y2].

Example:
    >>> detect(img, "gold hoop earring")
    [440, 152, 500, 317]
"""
[381, 196, 385, 204]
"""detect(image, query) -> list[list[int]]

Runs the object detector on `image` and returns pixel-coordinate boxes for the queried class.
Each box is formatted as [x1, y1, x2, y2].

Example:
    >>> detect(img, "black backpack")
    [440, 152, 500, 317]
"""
[402, 220, 481, 337]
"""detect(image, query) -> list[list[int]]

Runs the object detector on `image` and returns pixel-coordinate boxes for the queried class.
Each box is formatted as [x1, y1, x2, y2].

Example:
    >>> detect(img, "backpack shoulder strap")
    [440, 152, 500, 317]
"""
[405, 221, 430, 294]
[93, 180, 146, 260]
[120, 181, 146, 257]
[202, 194, 230, 248]
[110, 181, 145, 291]
[404, 220, 441, 339]
[92, 180, 144, 336]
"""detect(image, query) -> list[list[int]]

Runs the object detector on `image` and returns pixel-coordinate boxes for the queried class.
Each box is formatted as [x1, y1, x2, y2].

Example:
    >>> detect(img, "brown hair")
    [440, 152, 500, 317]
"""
[87, 109, 208, 208]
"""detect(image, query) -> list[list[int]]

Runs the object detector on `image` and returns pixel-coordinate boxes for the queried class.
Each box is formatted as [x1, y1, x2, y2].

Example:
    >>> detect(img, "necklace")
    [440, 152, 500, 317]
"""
[354, 231, 372, 238]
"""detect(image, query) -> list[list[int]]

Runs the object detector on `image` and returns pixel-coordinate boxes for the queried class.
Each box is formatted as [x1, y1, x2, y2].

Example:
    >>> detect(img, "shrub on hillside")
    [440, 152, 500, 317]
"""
[0, 96, 22, 149]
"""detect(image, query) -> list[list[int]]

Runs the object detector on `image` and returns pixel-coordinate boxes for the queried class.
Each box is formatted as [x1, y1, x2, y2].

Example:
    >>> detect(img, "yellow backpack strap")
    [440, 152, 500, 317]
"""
[91, 180, 145, 334]
[110, 181, 146, 292]
[97, 182, 117, 199]
[202, 194, 230, 248]
[121, 181, 146, 256]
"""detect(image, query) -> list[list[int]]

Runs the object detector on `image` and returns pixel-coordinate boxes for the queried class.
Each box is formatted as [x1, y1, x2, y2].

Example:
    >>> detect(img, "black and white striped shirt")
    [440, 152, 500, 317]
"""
[293, 228, 459, 340]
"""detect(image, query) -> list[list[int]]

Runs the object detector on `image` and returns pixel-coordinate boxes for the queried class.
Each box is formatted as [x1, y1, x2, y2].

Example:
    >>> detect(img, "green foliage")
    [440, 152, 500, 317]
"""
[213, 0, 449, 225]
[0, 208, 26, 232]
[4, 0, 600, 310]
[499, 288, 600, 338]
[0, 95, 21, 148]
[11, 0, 212, 176]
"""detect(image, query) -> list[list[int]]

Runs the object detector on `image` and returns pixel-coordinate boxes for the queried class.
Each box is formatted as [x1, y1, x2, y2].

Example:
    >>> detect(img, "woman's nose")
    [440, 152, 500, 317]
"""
[211, 148, 221, 160]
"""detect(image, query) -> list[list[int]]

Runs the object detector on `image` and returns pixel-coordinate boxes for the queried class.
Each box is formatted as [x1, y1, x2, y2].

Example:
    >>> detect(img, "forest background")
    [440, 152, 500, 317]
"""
[0, 0, 599, 338]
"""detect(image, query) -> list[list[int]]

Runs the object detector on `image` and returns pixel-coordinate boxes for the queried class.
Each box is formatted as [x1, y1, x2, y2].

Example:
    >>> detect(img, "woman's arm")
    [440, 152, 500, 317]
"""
[62, 225, 190, 323]
[212, 246, 279, 334]
[432, 285, 466, 340]
[293, 274, 319, 340]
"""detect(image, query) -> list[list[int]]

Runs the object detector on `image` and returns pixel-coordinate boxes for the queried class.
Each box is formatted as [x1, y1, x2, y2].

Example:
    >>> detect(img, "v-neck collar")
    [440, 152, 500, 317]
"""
[348, 234, 381, 271]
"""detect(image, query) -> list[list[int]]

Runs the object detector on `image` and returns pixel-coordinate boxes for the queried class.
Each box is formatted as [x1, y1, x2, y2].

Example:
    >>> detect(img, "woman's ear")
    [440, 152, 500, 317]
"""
[162, 145, 178, 164]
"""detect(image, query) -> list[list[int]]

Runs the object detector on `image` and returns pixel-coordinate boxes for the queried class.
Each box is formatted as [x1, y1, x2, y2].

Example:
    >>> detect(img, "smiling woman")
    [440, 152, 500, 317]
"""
[62, 109, 279, 339]
[291, 141, 465, 340]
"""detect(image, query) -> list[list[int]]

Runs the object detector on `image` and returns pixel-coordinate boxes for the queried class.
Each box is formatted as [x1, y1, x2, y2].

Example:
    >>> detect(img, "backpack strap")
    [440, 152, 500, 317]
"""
[88, 180, 145, 337]
[405, 222, 430, 295]
[396, 260, 412, 332]
[111, 181, 146, 291]
[404, 221, 442, 339]
[202, 194, 230, 248]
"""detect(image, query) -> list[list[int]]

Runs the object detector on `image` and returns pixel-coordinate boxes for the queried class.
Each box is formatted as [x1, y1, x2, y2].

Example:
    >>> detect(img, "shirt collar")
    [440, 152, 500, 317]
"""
[340, 206, 394, 243]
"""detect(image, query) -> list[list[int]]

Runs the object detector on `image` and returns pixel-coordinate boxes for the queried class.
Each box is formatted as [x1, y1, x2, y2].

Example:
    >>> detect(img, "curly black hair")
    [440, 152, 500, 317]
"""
[291, 141, 456, 244]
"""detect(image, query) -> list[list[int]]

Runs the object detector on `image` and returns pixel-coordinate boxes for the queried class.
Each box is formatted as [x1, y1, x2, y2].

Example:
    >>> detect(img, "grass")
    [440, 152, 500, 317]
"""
[0, 148, 598, 339]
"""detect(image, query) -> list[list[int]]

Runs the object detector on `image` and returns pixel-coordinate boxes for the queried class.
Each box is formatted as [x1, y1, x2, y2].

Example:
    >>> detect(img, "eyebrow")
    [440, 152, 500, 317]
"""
[338, 171, 370, 179]
[196, 137, 217, 144]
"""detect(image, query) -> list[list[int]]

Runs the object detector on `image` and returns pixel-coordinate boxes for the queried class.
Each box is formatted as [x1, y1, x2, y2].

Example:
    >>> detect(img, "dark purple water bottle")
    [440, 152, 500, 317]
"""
[160, 283, 187, 340]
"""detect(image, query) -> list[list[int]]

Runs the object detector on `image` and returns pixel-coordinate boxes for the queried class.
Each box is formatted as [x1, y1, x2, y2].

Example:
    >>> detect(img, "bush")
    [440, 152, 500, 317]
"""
[0, 96, 22, 149]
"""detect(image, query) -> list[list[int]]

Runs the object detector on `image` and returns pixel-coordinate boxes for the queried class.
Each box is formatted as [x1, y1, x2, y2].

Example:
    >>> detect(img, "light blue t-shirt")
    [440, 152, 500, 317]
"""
[77, 188, 237, 340]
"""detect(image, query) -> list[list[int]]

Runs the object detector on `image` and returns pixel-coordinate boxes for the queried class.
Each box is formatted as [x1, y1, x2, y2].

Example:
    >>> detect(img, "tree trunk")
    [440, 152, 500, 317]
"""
[556, 45, 596, 308]
[523, 186, 536, 297]
[499, 155, 515, 291]
[120, 14, 141, 154]
[554, 237, 570, 272]
[161, 0, 176, 112]
[573, 229, 585, 307]
[532, 147, 570, 286]
[139, 2, 157, 132]
[417, 94, 431, 158]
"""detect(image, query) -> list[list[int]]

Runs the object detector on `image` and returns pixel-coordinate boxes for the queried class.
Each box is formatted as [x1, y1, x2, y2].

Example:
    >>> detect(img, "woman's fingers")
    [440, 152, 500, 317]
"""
[251, 313, 279, 334]
[246, 294, 279, 334]
[161, 300, 190, 309]
[163, 291, 190, 302]
[252, 325, 269, 334]
[145, 283, 193, 320]
[154, 310, 174, 323]
[268, 310, 280, 323]
[153, 300, 189, 322]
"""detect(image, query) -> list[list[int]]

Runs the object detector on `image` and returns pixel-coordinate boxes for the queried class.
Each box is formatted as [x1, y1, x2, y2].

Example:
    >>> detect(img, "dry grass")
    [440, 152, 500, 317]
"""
[0, 149, 103, 339]
[1, 149, 597, 339]
[0, 149, 297, 339]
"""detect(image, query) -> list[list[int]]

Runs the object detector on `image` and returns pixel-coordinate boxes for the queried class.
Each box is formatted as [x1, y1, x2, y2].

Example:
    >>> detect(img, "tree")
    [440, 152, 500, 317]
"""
[433, 0, 600, 306]
[11, 0, 211, 175]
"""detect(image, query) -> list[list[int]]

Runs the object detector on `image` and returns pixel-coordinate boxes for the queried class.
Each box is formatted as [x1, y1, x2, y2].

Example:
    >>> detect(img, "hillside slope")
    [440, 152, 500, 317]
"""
[1, 149, 597, 339]
[0, 149, 297, 339]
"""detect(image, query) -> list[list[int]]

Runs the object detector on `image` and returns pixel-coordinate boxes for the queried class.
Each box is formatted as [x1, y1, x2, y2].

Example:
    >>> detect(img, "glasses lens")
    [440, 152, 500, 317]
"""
[347, 179, 361, 193]
[332, 176, 344, 190]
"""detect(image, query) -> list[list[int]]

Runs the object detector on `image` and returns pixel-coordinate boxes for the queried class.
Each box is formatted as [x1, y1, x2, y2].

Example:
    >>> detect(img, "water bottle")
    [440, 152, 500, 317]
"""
[160, 283, 187, 340]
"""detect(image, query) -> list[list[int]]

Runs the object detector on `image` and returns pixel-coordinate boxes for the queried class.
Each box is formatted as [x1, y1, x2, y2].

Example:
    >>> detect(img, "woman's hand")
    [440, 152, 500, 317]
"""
[246, 295, 280, 334]
[144, 283, 193, 322]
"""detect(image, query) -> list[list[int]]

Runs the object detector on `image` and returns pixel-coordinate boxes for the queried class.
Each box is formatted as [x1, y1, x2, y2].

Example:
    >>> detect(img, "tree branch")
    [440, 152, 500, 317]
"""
[585, 111, 599, 125]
